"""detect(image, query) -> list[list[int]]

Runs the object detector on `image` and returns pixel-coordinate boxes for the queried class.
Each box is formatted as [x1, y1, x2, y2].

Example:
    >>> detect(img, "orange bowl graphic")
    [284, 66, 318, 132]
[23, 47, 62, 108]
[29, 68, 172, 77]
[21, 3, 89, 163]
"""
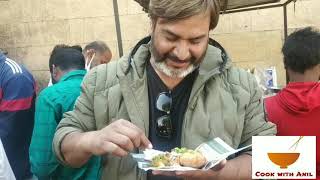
[267, 152, 300, 169]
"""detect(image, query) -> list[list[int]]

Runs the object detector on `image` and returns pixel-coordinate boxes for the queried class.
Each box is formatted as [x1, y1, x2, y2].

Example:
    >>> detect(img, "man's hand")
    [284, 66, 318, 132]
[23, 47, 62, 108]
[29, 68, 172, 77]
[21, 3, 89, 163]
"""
[80, 119, 152, 157]
[152, 159, 227, 180]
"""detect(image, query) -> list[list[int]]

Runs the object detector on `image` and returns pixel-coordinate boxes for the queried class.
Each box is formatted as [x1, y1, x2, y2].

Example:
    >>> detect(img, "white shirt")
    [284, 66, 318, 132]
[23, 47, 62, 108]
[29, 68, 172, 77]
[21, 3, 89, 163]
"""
[0, 139, 16, 180]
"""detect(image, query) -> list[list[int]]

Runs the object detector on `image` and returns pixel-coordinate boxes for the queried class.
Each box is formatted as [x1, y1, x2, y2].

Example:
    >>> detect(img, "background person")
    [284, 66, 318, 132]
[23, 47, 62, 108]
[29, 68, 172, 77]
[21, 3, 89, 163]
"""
[0, 52, 36, 180]
[83, 41, 112, 70]
[47, 44, 83, 86]
[265, 27, 320, 178]
[30, 48, 101, 179]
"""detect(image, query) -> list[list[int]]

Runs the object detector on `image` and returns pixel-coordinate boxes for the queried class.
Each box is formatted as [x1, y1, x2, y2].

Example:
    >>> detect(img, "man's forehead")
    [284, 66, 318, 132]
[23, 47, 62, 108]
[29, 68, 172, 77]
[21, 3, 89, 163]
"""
[155, 10, 210, 23]
[155, 13, 210, 30]
[154, 13, 210, 37]
[95, 50, 109, 56]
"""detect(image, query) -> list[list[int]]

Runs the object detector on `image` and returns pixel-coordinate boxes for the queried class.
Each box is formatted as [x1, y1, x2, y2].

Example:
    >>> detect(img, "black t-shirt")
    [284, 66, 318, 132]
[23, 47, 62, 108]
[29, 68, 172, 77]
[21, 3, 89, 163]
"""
[146, 61, 197, 180]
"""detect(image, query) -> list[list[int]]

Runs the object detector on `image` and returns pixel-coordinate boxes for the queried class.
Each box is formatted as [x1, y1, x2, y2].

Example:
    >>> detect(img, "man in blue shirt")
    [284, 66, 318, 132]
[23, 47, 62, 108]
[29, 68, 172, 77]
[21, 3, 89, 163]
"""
[0, 52, 36, 180]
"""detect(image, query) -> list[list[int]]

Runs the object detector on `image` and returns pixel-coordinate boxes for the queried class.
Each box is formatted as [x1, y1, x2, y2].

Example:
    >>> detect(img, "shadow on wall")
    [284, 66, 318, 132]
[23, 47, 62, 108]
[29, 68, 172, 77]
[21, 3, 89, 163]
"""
[34, 71, 51, 94]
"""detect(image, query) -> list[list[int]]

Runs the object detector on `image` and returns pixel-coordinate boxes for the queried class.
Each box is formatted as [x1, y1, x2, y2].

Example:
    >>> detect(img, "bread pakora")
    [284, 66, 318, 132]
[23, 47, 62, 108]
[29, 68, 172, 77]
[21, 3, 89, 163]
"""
[151, 148, 207, 168]
[179, 150, 207, 168]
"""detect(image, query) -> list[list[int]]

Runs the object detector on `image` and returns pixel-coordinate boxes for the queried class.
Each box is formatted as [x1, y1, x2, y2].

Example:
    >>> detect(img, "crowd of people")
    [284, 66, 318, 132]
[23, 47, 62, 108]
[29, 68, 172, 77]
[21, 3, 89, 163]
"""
[0, 0, 319, 179]
[0, 41, 112, 179]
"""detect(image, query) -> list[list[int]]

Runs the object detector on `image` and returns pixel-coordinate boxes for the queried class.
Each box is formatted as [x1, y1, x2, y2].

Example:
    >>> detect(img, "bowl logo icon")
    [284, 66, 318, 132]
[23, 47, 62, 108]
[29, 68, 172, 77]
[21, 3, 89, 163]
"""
[252, 136, 316, 179]
[267, 152, 300, 169]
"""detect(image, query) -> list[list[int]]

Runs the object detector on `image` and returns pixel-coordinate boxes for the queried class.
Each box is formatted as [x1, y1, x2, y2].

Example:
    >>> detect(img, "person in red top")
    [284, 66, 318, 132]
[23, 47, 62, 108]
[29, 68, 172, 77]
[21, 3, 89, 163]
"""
[265, 27, 320, 179]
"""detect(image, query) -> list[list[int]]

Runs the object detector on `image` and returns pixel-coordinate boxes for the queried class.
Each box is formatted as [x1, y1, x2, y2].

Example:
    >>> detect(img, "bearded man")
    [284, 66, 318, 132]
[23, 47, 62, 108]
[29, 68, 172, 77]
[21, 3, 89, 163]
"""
[53, 0, 276, 179]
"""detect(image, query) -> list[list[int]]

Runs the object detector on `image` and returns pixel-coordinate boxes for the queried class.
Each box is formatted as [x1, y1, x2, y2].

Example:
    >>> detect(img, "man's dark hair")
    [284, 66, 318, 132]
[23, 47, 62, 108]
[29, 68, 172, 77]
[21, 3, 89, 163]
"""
[83, 41, 110, 53]
[282, 27, 320, 74]
[70, 45, 83, 52]
[49, 48, 85, 73]
[49, 44, 83, 72]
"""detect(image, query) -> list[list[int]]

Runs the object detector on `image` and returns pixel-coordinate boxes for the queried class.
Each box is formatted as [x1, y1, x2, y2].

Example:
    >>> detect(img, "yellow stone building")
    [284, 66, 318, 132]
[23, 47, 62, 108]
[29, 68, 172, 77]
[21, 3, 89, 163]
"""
[0, 0, 319, 89]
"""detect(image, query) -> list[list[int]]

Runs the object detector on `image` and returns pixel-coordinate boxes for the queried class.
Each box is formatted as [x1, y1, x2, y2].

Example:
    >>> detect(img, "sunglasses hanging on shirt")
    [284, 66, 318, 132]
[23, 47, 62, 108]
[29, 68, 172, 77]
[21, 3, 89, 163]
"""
[155, 91, 173, 139]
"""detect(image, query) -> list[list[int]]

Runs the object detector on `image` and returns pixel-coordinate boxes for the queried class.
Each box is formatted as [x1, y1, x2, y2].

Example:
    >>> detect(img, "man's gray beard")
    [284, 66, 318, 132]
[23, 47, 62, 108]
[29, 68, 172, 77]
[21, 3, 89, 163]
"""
[151, 57, 198, 78]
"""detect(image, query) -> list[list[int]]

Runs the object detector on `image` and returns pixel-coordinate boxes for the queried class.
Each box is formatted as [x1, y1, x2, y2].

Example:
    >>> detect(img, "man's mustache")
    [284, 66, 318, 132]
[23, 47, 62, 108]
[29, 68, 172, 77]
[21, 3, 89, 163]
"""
[158, 53, 196, 64]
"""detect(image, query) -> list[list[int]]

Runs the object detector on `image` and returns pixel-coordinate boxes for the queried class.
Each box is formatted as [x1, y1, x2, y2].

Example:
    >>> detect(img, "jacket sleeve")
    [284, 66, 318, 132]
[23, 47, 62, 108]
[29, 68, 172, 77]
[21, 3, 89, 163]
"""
[0, 73, 35, 112]
[29, 93, 59, 177]
[0, 73, 35, 138]
[238, 70, 277, 154]
[0, 73, 36, 177]
[53, 67, 98, 164]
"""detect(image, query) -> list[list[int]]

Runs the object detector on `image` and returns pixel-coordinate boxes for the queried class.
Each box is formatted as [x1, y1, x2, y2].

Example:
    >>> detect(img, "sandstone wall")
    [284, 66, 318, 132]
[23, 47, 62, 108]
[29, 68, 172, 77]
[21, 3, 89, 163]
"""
[0, 0, 319, 90]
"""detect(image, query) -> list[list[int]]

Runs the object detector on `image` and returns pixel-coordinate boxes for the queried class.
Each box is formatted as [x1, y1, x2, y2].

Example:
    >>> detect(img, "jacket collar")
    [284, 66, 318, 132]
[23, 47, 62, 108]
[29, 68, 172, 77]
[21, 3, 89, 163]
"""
[199, 38, 232, 78]
[59, 69, 87, 82]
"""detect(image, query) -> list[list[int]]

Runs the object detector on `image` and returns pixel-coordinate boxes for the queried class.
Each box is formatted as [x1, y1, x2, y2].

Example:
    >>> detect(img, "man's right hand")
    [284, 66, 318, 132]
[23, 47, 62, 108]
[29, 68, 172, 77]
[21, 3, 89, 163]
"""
[80, 119, 152, 157]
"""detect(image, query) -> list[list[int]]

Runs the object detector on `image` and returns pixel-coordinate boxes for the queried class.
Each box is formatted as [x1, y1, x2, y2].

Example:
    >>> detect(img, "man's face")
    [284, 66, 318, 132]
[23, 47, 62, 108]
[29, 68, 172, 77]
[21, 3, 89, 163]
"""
[85, 50, 112, 69]
[151, 12, 210, 78]
[92, 51, 112, 67]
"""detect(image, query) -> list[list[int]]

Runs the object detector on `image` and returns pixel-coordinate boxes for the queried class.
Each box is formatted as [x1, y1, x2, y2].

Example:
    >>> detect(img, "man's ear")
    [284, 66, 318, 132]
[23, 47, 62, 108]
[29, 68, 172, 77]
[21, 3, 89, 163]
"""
[52, 64, 63, 78]
[52, 64, 57, 77]
[86, 49, 95, 59]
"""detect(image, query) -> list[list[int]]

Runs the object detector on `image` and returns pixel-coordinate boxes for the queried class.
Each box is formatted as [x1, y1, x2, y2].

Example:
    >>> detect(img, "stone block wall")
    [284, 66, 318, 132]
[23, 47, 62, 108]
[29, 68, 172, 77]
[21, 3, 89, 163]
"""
[212, 0, 320, 86]
[0, 0, 319, 90]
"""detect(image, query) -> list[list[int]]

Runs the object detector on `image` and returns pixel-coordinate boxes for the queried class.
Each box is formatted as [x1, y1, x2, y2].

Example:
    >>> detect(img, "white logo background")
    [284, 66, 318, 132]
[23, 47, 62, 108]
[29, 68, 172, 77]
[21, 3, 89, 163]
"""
[252, 136, 316, 179]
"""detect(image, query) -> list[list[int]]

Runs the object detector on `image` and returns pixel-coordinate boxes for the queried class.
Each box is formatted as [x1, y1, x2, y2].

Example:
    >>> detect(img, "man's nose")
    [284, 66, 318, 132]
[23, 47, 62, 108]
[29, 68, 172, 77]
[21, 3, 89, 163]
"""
[173, 41, 191, 61]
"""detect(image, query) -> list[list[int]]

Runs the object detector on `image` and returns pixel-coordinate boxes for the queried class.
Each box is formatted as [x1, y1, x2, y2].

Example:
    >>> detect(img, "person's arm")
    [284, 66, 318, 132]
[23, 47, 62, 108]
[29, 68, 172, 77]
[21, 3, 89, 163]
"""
[58, 131, 93, 167]
[29, 93, 59, 177]
[217, 72, 275, 179]
[53, 68, 152, 168]
[239, 71, 277, 151]
[0, 73, 35, 112]
[60, 120, 152, 167]
[220, 71, 276, 179]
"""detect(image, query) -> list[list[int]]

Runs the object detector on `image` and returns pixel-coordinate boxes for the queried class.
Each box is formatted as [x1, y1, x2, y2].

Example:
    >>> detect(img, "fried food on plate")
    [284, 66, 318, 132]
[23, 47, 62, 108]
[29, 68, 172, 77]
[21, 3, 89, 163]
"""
[151, 152, 179, 167]
[179, 150, 207, 168]
[151, 148, 207, 168]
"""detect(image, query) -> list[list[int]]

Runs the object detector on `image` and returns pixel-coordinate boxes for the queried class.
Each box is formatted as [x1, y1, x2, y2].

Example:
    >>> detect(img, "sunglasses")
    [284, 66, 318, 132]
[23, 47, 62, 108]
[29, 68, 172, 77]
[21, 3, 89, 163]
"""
[155, 92, 173, 139]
